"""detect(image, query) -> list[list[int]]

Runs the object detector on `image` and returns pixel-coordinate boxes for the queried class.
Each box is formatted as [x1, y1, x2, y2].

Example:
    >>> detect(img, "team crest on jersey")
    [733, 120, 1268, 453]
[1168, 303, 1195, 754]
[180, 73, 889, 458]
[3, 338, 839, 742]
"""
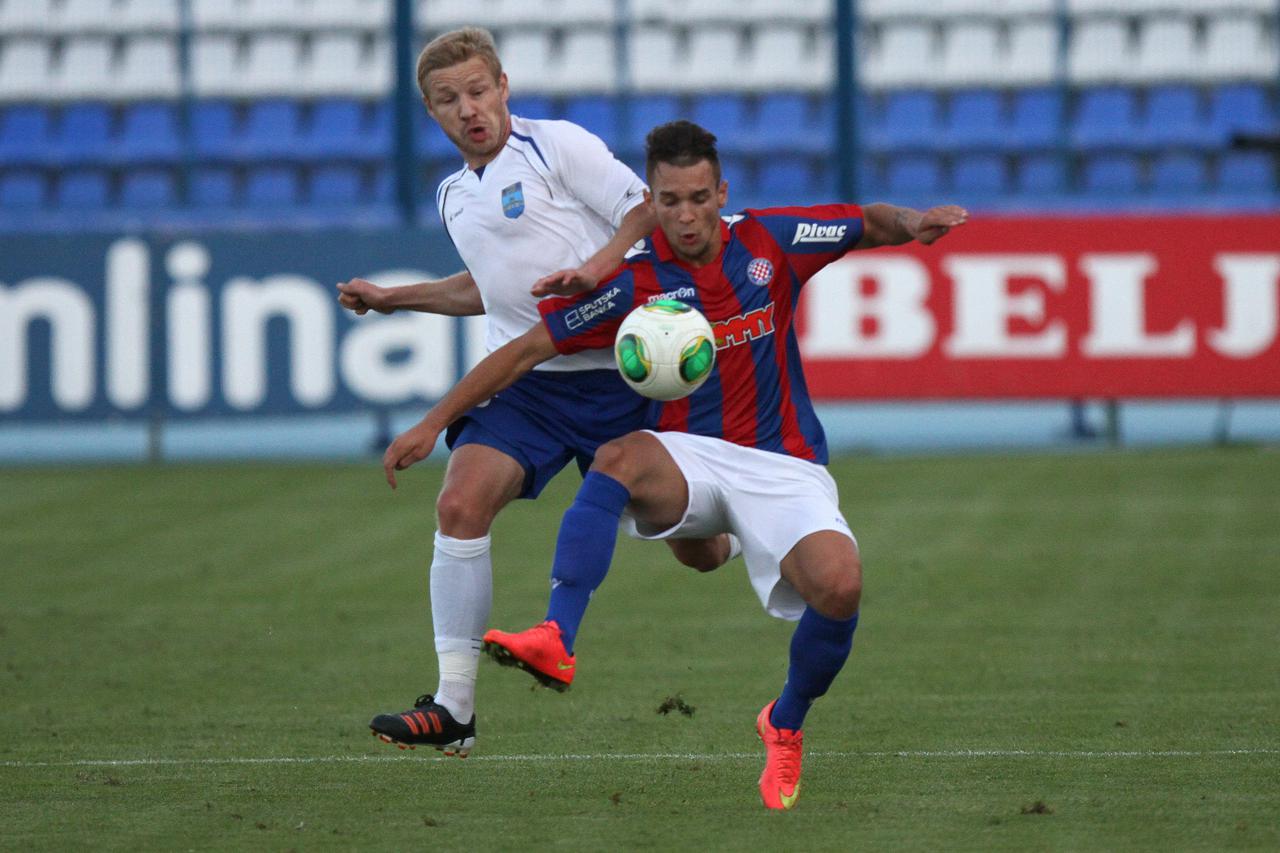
[501, 182, 525, 219]
[747, 257, 774, 286]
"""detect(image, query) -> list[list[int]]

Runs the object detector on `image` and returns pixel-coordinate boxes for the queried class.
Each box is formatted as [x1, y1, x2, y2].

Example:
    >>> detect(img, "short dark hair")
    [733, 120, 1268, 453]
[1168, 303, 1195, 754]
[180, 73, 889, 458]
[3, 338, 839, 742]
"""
[645, 120, 721, 186]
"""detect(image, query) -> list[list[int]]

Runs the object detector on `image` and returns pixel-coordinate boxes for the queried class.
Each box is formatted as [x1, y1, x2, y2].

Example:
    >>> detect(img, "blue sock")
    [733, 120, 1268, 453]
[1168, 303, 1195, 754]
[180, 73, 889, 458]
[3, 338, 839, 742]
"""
[544, 471, 631, 653]
[770, 607, 859, 731]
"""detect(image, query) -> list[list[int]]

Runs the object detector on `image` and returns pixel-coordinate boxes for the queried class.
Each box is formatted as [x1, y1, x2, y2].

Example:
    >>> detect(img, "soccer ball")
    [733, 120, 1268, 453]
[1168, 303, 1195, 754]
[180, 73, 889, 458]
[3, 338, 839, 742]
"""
[614, 300, 716, 401]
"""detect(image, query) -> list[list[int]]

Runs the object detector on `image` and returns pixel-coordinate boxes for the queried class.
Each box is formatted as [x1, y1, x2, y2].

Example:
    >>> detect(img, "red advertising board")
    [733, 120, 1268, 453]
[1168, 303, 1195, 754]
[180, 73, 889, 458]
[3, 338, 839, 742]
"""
[796, 214, 1280, 398]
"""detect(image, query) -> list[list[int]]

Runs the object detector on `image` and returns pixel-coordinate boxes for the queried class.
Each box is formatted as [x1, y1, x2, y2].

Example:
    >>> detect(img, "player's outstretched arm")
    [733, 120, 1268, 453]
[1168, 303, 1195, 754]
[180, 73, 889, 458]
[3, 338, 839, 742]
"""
[382, 323, 560, 489]
[857, 203, 969, 249]
[337, 270, 485, 316]
[531, 204, 657, 297]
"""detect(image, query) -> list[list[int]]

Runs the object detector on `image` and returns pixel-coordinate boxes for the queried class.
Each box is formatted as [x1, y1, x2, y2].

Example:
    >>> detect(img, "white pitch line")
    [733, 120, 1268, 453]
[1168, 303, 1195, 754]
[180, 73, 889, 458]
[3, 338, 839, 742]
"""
[1, 748, 1277, 770]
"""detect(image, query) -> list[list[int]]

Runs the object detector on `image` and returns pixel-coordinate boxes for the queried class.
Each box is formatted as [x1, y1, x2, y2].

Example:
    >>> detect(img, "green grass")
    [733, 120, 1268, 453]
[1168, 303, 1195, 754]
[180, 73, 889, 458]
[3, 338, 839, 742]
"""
[2, 448, 1278, 850]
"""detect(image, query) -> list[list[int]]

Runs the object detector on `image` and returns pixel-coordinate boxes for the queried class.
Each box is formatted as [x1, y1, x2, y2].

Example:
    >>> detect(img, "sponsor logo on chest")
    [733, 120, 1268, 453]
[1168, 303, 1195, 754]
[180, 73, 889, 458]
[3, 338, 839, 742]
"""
[793, 222, 846, 244]
[501, 182, 525, 219]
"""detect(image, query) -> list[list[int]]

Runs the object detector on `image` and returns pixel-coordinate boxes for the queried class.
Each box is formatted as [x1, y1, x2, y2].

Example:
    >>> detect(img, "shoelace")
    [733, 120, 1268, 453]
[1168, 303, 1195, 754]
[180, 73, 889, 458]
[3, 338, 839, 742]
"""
[772, 732, 803, 784]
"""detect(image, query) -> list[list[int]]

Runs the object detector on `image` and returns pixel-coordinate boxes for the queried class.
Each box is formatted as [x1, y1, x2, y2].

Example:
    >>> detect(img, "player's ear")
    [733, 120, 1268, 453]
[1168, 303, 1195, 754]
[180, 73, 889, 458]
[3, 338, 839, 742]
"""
[498, 72, 510, 102]
[717, 179, 728, 208]
[643, 188, 654, 208]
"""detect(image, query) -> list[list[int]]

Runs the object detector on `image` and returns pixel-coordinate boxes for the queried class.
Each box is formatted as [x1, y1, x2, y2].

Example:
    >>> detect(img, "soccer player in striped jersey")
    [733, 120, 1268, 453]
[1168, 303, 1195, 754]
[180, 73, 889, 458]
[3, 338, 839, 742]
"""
[338, 28, 666, 757]
[382, 120, 966, 806]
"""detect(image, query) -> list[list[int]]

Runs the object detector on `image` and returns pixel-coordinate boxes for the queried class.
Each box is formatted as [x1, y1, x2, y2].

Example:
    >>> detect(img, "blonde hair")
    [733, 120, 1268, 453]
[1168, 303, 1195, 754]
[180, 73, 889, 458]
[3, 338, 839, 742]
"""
[416, 27, 503, 99]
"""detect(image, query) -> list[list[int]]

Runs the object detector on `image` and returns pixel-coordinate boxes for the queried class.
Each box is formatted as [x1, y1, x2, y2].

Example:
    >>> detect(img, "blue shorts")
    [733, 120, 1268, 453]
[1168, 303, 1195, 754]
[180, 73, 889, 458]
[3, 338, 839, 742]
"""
[445, 368, 649, 499]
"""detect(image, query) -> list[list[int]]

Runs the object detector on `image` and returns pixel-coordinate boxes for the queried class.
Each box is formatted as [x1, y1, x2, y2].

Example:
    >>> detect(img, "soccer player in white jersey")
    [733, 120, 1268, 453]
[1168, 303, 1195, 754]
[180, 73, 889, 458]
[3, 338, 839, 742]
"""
[337, 28, 695, 756]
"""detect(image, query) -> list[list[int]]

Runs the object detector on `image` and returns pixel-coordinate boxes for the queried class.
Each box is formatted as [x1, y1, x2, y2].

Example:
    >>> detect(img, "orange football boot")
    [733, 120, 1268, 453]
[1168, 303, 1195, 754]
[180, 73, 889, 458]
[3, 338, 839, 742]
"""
[756, 699, 804, 810]
[482, 620, 576, 691]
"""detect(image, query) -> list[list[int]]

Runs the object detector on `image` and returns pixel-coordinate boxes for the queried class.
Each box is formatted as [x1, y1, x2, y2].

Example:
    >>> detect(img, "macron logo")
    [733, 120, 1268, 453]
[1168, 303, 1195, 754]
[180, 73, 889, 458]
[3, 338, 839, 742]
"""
[793, 222, 847, 245]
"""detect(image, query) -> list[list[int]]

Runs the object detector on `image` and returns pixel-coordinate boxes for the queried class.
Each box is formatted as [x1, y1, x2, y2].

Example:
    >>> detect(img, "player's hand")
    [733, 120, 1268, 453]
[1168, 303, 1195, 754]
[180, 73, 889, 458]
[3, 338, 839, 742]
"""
[531, 268, 599, 297]
[337, 278, 394, 315]
[914, 205, 969, 246]
[382, 421, 441, 489]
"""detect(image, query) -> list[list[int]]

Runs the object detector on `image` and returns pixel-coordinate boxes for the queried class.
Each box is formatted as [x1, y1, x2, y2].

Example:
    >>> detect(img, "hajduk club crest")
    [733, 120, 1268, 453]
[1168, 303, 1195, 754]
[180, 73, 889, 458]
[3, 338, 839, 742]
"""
[747, 257, 774, 286]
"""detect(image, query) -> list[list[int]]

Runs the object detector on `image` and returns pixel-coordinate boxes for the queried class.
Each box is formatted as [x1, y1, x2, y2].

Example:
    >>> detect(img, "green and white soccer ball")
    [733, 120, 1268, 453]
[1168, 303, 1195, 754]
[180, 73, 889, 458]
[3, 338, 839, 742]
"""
[614, 299, 716, 401]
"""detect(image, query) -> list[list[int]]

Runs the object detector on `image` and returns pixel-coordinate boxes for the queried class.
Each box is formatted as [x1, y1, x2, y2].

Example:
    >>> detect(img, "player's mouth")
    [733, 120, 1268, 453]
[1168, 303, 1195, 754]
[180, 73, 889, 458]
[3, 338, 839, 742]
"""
[466, 125, 489, 144]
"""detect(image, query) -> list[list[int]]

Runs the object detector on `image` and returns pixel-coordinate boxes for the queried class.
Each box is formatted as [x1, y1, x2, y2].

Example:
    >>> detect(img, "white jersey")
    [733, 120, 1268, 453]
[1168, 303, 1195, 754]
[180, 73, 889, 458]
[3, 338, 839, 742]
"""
[435, 115, 647, 372]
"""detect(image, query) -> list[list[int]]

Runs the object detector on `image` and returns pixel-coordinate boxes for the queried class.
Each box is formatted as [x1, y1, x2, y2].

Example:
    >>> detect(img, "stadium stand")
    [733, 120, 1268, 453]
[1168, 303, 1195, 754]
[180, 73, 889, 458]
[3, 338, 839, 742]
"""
[0, 1, 1276, 230]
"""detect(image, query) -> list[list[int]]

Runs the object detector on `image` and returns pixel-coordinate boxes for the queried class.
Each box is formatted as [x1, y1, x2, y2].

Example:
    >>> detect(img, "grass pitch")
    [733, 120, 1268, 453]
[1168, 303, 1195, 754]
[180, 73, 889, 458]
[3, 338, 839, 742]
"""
[2, 447, 1278, 850]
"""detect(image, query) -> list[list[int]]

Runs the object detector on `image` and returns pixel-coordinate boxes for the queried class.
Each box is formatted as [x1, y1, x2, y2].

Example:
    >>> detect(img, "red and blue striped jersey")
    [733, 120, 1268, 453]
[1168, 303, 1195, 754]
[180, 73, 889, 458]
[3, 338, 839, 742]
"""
[538, 204, 864, 464]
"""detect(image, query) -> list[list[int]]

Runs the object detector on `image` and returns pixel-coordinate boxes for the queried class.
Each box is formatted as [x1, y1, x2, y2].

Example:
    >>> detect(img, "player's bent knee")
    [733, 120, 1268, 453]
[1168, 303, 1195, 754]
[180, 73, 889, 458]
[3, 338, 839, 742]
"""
[814, 563, 862, 620]
[435, 485, 501, 538]
[588, 433, 649, 487]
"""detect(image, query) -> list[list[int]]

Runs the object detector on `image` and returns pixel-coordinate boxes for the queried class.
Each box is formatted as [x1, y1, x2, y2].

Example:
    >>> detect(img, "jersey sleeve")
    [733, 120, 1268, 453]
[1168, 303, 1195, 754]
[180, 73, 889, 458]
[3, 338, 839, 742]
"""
[543, 121, 647, 228]
[747, 204, 865, 283]
[538, 267, 640, 355]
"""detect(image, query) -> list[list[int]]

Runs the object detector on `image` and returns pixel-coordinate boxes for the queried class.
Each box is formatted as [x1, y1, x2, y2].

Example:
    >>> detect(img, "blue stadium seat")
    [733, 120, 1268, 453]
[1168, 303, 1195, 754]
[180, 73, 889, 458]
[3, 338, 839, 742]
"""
[952, 154, 1008, 199]
[413, 104, 457, 160]
[719, 155, 754, 207]
[507, 95, 555, 120]
[691, 96, 752, 155]
[245, 166, 301, 208]
[0, 170, 46, 209]
[1016, 154, 1067, 195]
[563, 96, 621, 149]
[626, 95, 682, 153]
[752, 94, 827, 155]
[298, 99, 366, 160]
[115, 102, 182, 164]
[1150, 152, 1207, 199]
[234, 100, 302, 160]
[192, 101, 238, 159]
[51, 103, 113, 165]
[191, 167, 236, 208]
[310, 164, 362, 206]
[1082, 153, 1141, 197]
[1072, 88, 1139, 151]
[946, 90, 1005, 150]
[1208, 84, 1277, 145]
[55, 169, 110, 210]
[1137, 86, 1213, 149]
[1216, 152, 1276, 203]
[0, 106, 53, 166]
[886, 154, 944, 196]
[120, 169, 177, 210]
[1004, 88, 1063, 152]
[866, 91, 941, 152]
[757, 157, 812, 206]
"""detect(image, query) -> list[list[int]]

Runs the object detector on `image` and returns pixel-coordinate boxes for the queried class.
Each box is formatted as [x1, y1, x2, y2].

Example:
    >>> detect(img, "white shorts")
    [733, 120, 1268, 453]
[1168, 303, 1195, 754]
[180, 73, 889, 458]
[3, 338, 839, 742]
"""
[621, 431, 857, 621]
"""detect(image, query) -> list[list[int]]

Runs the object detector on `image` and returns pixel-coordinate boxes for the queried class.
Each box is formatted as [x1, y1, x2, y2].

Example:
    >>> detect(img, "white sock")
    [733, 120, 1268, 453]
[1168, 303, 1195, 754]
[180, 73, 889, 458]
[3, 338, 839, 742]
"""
[429, 531, 492, 722]
[727, 533, 743, 561]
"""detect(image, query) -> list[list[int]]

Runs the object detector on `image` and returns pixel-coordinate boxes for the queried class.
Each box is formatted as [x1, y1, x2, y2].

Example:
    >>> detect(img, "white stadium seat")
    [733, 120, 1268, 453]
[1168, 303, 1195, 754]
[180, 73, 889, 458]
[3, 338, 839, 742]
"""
[861, 22, 939, 89]
[115, 0, 180, 32]
[240, 34, 304, 96]
[1134, 17, 1197, 82]
[49, 37, 114, 101]
[551, 29, 616, 93]
[538, 0, 616, 26]
[311, 0, 392, 29]
[242, 0, 306, 29]
[745, 0, 830, 24]
[686, 28, 748, 91]
[996, 0, 1055, 13]
[191, 35, 239, 96]
[0, 0, 52, 33]
[495, 31, 555, 91]
[52, 0, 117, 32]
[753, 27, 833, 90]
[191, 0, 246, 29]
[1067, 18, 1134, 83]
[1203, 15, 1279, 80]
[1004, 19, 1058, 85]
[0, 37, 53, 100]
[359, 37, 393, 96]
[629, 0, 680, 22]
[301, 32, 364, 96]
[629, 26, 681, 91]
[115, 36, 180, 98]
[939, 22, 1001, 87]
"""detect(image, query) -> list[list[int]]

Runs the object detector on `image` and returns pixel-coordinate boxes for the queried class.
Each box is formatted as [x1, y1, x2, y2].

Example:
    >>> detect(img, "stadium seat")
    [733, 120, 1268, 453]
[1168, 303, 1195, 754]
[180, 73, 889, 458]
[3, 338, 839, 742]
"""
[1067, 19, 1133, 84]
[312, 0, 392, 28]
[1015, 153, 1067, 195]
[0, 106, 53, 166]
[691, 96, 752, 155]
[1004, 88, 1064, 151]
[1071, 88, 1139, 150]
[310, 164, 362, 202]
[1208, 84, 1277, 145]
[554, 30, 617, 93]
[233, 100, 303, 160]
[190, 0, 242, 28]
[507, 95, 555, 120]
[239, 34, 302, 96]
[245, 166, 302, 208]
[1216, 152, 1276, 203]
[757, 157, 813, 206]
[951, 153, 1009, 200]
[302, 34, 366, 98]
[686, 28, 749, 92]
[1203, 16, 1279, 80]
[413, 105, 456, 159]
[1136, 86, 1213, 149]
[0, 170, 47, 209]
[563, 96, 622, 149]
[752, 26, 833, 91]
[938, 22, 1001, 87]
[719, 155, 754, 207]
[629, 26, 681, 92]
[862, 23, 939, 89]
[0, 38, 52, 101]
[499, 31, 555, 93]
[50, 103, 114, 166]
[886, 154, 944, 196]
[119, 169, 177, 210]
[865, 90, 942, 152]
[115, 0, 181, 32]
[625, 95, 682, 154]
[945, 90, 1005, 150]
[191, 167, 236, 208]
[1082, 153, 1141, 197]
[0, 0, 53, 32]
[191, 101, 238, 159]
[299, 99, 368, 160]
[115, 37, 181, 99]
[53, 0, 116, 32]
[54, 169, 110, 211]
[191, 36, 240, 97]
[115, 102, 182, 165]
[1150, 152, 1207, 199]
[750, 93, 830, 156]
[49, 37, 113, 101]
[1003, 20, 1056, 86]
[1133, 18, 1197, 83]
